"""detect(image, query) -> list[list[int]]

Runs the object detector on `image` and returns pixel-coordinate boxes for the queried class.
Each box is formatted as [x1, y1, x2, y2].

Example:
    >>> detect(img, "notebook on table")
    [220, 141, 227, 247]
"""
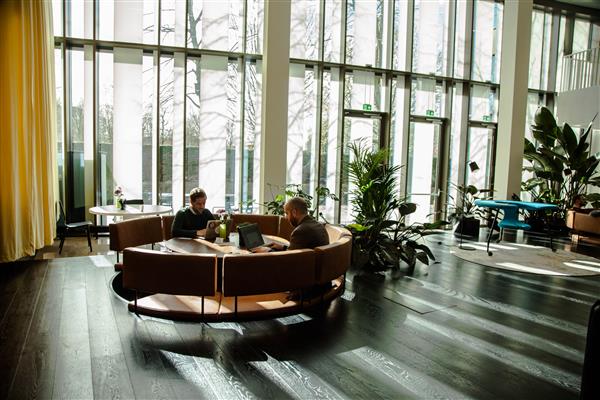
[237, 223, 265, 250]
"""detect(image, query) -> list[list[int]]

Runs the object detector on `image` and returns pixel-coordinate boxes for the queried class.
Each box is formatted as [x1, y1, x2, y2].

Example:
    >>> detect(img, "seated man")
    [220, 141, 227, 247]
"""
[253, 197, 329, 253]
[172, 187, 216, 238]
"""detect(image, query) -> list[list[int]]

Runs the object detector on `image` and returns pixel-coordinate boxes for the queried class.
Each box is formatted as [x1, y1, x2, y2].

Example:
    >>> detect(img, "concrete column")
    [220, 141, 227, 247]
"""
[259, 0, 291, 210]
[494, 0, 532, 200]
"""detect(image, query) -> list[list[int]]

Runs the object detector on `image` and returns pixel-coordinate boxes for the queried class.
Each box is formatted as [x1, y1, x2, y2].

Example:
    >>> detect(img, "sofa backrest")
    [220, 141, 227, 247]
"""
[325, 224, 352, 243]
[231, 214, 280, 236]
[222, 249, 316, 296]
[123, 248, 216, 296]
[314, 236, 352, 285]
[161, 215, 175, 241]
[109, 216, 164, 252]
[278, 217, 294, 241]
[567, 210, 600, 234]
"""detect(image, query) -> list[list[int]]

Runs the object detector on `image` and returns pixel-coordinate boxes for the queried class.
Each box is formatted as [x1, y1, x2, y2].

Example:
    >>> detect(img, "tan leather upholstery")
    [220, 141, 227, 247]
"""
[119, 219, 354, 322]
[162, 215, 175, 241]
[567, 210, 600, 234]
[567, 209, 600, 244]
[278, 217, 294, 240]
[123, 248, 216, 296]
[123, 248, 219, 321]
[314, 236, 352, 285]
[222, 249, 316, 296]
[109, 216, 164, 252]
[324, 224, 352, 243]
[231, 214, 280, 236]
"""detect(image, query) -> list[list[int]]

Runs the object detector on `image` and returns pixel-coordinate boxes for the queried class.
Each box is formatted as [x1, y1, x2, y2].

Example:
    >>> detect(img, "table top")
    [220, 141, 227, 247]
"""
[89, 204, 172, 217]
[165, 233, 289, 257]
[474, 199, 559, 211]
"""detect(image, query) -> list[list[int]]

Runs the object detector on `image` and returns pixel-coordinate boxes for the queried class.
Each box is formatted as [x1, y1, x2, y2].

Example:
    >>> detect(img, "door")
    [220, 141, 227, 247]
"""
[466, 124, 496, 193]
[406, 118, 445, 223]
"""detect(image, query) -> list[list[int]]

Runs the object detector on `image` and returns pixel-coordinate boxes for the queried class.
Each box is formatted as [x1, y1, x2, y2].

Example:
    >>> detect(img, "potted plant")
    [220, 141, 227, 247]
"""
[262, 183, 339, 221]
[447, 184, 490, 238]
[345, 140, 446, 274]
[523, 106, 600, 222]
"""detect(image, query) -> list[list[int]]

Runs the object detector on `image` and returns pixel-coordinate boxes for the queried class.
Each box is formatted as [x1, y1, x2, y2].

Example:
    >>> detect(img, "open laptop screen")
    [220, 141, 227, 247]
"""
[237, 223, 265, 249]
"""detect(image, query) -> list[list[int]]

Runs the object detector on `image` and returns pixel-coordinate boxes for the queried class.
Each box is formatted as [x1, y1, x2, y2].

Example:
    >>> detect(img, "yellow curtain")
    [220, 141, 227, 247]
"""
[0, 1, 57, 262]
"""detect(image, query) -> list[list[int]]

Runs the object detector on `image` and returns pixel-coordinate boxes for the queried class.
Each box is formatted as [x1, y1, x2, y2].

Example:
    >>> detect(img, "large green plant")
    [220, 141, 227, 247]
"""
[345, 141, 445, 272]
[523, 106, 600, 215]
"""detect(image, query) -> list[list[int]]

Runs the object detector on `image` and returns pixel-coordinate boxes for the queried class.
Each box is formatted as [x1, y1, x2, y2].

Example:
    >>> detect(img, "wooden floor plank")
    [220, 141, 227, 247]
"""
[7, 259, 66, 400]
[0, 232, 597, 399]
[104, 267, 186, 400]
[86, 261, 136, 400]
[0, 261, 48, 399]
[51, 259, 94, 399]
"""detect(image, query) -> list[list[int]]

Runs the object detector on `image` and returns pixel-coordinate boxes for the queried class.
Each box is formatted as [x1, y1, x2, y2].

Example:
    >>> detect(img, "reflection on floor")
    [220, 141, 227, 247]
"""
[0, 230, 598, 399]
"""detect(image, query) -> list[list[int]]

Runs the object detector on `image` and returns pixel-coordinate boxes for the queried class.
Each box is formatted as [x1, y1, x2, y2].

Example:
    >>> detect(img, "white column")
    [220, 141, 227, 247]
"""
[113, 48, 143, 199]
[172, 52, 185, 211]
[259, 0, 291, 209]
[494, 0, 532, 200]
[198, 55, 228, 207]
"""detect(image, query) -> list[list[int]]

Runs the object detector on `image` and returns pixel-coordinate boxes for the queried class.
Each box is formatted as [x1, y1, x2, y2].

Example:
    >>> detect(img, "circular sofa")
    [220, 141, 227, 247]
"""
[120, 214, 353, 321]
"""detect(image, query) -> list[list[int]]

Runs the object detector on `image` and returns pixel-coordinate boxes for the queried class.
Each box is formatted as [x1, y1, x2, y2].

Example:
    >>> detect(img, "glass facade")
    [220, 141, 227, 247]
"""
[52, 1, 599, 224]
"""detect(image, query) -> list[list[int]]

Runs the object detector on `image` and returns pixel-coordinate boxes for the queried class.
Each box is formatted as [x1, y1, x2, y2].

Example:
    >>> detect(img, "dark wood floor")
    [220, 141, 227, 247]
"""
[1, 232, 599, 399]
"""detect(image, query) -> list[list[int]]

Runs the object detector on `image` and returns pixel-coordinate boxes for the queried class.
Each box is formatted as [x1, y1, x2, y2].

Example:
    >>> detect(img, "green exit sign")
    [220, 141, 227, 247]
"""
[482, 115, 491, 122]
[426, 109, 435, 116]
[362, 103, 372, 111]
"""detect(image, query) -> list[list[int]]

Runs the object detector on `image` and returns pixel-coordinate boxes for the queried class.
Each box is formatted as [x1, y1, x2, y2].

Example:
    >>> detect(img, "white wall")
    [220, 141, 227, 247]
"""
[556, 86, 600, 130]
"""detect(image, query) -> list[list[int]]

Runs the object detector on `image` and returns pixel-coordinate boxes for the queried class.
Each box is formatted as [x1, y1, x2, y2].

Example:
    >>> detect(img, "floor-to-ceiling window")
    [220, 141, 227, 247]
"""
[53, 1, 599, 224]
[53, 0, 264, 220]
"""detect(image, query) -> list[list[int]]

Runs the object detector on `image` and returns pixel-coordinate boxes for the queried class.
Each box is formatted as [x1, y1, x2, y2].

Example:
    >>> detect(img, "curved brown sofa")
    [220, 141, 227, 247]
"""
[567, 209, 600, 244]
[109, 216, 164, 271]
[121, 217, 352, 321]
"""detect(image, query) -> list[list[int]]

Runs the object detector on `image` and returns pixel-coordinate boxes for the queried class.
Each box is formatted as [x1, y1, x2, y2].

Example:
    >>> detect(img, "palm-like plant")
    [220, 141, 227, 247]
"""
[346, 140, 445, 272]
[523, 106, 600, 216]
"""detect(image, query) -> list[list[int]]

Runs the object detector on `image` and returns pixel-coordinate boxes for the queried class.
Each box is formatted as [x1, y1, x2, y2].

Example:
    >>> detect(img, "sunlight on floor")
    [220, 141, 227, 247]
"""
[405, 314, 581, 393]
[496, 261, 568, 275]
[405, 277, 586, 336]
[387, 287, 584, 363]
[337, 346, 472, 399]
[248, 354, 344, 399]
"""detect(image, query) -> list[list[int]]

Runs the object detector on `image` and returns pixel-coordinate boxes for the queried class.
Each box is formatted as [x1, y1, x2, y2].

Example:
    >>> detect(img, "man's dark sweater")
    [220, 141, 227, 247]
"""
[171, 207, 215, 238]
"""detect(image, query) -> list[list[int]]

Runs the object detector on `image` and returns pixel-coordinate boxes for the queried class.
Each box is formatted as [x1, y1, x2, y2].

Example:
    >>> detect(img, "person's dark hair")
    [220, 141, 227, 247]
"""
[286, 197, 308, 215]
[189, 187, 207, 202]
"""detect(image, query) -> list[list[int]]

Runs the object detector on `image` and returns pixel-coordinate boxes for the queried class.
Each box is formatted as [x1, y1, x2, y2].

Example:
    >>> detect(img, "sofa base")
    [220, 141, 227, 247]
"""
[127, 277, 345, 322]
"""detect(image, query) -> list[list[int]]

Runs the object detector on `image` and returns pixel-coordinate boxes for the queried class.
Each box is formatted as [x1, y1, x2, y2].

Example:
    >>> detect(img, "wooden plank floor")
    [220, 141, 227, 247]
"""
[1, 233, 599, 399]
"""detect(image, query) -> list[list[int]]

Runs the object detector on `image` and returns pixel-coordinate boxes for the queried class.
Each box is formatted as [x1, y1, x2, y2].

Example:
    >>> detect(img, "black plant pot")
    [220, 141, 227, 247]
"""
[454, 217, 480, 238]
[525, 216, 546, 232]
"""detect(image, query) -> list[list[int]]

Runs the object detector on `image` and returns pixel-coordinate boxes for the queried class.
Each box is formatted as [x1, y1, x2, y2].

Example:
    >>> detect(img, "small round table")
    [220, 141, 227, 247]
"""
[89, 204, 173, 237]
[89, 204, 172, 218]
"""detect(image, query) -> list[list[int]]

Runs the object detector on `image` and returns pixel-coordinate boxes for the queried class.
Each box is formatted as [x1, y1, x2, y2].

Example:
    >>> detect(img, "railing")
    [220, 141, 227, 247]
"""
[560, 47, 600, 92]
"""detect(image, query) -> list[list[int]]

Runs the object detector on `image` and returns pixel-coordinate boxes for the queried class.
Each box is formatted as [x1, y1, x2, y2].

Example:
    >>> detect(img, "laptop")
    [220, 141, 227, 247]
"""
[204, 220, 221, 240]
[237, 223, 265, 250]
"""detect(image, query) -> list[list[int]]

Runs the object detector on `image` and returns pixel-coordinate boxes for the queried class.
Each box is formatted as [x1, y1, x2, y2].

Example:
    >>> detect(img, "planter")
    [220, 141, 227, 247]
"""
[454, 217, 480, 238]
[525, 216, 545, 232]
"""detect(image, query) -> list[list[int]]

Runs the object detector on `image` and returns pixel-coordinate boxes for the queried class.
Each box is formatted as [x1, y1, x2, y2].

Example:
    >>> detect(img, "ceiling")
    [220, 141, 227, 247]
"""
[553, 0, 600, 12]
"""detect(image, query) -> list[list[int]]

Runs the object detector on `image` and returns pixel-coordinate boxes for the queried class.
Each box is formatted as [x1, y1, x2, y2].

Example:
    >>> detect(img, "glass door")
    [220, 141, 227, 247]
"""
[406, 119, 445, 223]
[339, 110, 385, 224]
[466, 124, 496, 192]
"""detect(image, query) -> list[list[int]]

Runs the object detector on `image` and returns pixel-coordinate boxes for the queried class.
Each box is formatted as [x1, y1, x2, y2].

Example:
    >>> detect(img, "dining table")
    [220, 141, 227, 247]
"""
[89, 204, 173, 236]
